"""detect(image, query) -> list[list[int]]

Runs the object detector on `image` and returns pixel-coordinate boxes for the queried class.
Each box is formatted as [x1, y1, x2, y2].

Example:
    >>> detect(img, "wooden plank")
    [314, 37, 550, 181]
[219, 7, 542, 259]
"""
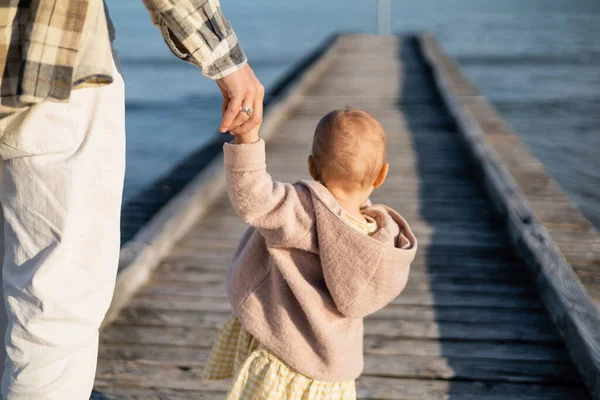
[162, 244, 517, 262]
[102, 317, 559, 344]
[101, 325, 219, 348]
[98, 338, 569, 368]
[95, 361, 223, 391]
[140, 275, 532, 296]
[205, 182, 489, 202]
[182, 221, 506, 244]
[151, 268, 527, 285]
[362, 337, 567, 361]
[96, 388, 225, 400]
[154, 257, 524, 276]
[131, 292, 543, 311]
[100, 330, 567, 363]
[180, 223, 508, 246]
[140, 280, 534, 297]
[356, 377, 591, 400]
[95, 355, 578, 388]
[150, 267, 527, 286]
[162, 243, 518, 263]
[173, 232, 506, 250]
[204, 205, 499, 227]
[174, 224, 506, 255]
[421, 35, 600, 398]
[99, 344, 212, 365]
[114, 304, 553, 329]
[362, 354, 580, 384]
[131, 290, 544, 310]
[96, 379, 591, 400]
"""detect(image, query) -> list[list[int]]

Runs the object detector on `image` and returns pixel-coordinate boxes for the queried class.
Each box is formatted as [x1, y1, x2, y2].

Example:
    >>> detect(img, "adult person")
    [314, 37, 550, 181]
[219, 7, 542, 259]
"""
[0, 0, 263, 398]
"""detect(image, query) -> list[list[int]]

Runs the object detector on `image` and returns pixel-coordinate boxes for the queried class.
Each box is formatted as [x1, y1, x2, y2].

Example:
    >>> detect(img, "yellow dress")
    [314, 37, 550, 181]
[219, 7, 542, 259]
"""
[204, 213, 377, 400]
[203, 315, 357, 400]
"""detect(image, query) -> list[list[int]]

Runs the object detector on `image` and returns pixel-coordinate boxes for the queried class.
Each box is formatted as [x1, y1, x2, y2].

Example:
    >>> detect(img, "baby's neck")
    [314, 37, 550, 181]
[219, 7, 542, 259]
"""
[327, 186, 370, 222]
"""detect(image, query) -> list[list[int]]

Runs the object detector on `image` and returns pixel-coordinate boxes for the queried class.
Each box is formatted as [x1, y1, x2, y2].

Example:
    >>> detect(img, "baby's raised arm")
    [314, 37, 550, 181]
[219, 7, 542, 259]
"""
[223, 127, 314, 246]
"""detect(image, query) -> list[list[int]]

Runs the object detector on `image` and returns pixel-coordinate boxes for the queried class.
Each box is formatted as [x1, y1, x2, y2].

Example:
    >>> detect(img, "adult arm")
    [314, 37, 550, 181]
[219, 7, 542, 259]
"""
[141, 0, 263, 133]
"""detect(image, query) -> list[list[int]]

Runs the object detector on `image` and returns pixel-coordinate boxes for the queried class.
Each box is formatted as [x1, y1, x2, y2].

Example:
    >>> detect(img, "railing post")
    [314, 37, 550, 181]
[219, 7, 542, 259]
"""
[377, 0, 392, 36]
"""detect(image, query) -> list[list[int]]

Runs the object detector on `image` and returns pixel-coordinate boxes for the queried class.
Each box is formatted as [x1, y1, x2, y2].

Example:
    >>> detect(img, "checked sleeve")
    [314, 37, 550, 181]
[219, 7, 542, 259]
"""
[141, 0, 247, 79]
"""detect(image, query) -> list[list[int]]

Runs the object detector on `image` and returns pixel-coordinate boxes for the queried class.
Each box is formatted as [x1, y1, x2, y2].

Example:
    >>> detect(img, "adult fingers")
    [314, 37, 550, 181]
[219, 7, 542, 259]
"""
[231, 92, 264, 135]
[227, 101, 253, 133]
[221, 96, 229, 117]
[219, 94, 243, 133]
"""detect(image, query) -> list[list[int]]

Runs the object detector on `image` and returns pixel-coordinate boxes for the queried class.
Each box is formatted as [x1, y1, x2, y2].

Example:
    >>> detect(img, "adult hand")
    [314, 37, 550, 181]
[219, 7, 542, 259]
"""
[217, 64, 264, 134]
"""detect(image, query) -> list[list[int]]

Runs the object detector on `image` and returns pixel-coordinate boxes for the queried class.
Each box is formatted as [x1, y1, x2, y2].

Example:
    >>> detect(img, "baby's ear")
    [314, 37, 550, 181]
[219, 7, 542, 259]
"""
[373, 163, 389, 188]
[308, 155, 319, 181]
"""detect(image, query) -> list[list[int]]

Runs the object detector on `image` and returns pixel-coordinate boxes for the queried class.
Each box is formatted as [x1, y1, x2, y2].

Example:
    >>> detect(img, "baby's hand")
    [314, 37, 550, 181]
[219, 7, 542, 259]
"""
[232, 123, 261, 144]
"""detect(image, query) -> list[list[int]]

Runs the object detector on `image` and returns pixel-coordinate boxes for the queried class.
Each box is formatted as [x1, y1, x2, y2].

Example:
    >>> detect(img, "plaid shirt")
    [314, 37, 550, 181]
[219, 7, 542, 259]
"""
[0, 0, 246, 117]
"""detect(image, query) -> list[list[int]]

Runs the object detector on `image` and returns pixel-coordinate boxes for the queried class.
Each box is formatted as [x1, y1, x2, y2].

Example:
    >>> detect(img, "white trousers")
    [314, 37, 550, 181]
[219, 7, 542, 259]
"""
[0, 56, 125, 399]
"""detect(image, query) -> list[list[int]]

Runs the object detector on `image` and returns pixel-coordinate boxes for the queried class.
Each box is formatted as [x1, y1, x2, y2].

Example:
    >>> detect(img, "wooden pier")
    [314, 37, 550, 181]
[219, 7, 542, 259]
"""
[94, 35, 600, 399]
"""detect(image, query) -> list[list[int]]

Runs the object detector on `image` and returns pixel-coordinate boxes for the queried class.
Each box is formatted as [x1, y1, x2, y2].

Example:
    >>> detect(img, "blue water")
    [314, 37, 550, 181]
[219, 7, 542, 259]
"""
[106, 0, 600, 229]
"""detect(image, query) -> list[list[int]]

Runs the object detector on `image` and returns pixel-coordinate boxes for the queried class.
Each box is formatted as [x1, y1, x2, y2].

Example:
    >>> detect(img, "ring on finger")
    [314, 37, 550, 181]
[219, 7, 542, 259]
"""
[240, 106, 254, 116]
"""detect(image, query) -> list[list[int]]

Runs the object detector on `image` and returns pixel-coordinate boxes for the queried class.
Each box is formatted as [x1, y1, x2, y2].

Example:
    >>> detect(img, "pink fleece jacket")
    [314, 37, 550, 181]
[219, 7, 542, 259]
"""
[223, 139, 417, 382]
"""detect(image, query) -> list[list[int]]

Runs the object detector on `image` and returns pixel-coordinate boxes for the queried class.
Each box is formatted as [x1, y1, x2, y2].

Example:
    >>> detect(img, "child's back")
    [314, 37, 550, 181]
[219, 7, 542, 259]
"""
[205, 108, 417, 398]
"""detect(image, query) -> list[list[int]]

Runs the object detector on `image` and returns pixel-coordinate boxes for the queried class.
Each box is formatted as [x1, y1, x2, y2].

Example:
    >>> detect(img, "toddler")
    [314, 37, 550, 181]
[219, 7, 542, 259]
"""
[204, 108, 417, 399]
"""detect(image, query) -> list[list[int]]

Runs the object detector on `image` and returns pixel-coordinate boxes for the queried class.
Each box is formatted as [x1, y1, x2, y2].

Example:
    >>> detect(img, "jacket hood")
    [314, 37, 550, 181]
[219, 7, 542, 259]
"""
[300, 180, 417, 318]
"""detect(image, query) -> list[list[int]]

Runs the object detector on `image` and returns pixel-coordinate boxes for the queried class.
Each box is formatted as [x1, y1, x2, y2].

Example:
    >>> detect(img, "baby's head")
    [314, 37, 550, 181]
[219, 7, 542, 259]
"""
[309, 108, 389, 203]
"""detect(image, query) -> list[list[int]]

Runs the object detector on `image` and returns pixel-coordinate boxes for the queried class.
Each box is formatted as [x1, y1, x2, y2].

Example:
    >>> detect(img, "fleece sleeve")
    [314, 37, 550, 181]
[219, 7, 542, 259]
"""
[223, 140, 314, 246]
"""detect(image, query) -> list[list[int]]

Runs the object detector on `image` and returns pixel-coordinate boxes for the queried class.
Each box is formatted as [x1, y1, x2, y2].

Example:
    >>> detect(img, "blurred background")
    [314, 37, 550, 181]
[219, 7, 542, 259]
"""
[106, 0, 600, 229]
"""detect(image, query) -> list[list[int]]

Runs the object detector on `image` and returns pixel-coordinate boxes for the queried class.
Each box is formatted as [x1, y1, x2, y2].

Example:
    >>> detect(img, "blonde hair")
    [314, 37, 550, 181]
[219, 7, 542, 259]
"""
[311, 108, 386, 189]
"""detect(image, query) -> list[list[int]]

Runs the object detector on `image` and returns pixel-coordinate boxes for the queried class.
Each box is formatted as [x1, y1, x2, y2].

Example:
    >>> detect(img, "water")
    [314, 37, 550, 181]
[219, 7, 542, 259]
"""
[106, 0, 600, 229]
